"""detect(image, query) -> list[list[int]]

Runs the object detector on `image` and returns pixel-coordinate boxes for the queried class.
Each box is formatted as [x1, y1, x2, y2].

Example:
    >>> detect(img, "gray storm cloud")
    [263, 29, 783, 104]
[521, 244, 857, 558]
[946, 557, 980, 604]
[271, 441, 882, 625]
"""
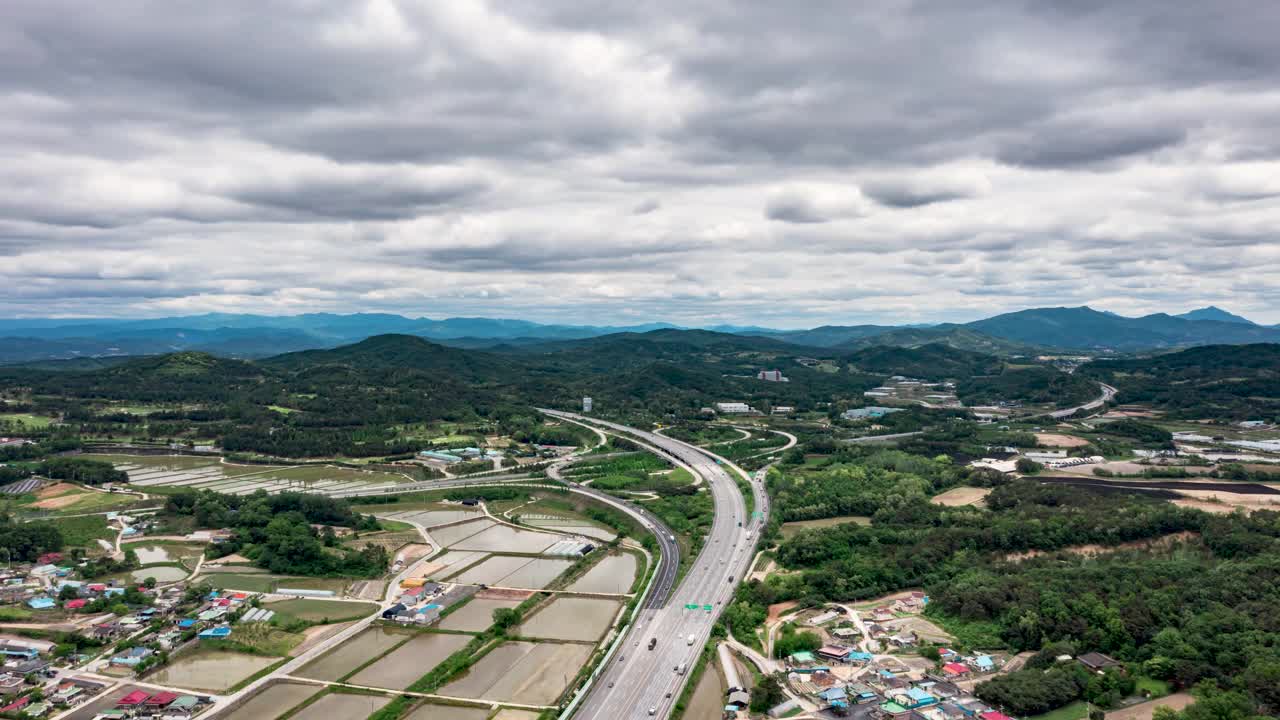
[0, 0, 1278, 324]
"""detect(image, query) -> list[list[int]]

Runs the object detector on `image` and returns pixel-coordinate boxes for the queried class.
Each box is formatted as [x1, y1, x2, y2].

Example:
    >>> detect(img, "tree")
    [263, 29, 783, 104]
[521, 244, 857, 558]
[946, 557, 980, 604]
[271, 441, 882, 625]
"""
[492, 608, 521, 632]
[749, 674, 786, 713]
[1016, 458, 1043, 474]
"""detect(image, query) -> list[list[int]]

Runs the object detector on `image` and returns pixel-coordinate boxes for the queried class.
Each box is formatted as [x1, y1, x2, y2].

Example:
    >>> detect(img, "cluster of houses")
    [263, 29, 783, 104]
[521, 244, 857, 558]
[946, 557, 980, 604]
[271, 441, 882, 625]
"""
[107, 589, 257, 671]
[780, 650, 1008, 720]
[101, 688, 211, 719]
[0, 636, 110, 717]
[382, 578, 474, 625]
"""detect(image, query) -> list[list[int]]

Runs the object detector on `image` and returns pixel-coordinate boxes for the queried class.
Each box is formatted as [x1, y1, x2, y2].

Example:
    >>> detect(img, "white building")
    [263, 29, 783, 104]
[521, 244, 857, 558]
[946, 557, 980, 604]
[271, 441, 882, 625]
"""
[772, 406, 796, 415]
[715, 402, 753, 414]
[582, 397, 593, 413]
[757, 369, 789, 382]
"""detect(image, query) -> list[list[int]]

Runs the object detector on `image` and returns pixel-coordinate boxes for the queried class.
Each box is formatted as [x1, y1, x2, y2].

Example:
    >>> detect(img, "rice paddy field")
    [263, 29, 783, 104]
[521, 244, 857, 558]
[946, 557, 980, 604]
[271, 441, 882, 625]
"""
[519, 514, 617, 542]
[451, 524, 564, 554]
[302, 692, 389, 720]
[517, 597, 621, 642]
[295, 626, 416, 682]
[346, 631, 472, 689]
[440, 641, 592, 705]
[566, 552, 638, 595]
[87, 454, 411, 497]
[379, 505, 486, 527]
[405, 704, 491, 720]
[220, 682, 322, 720]
[447, 555, 574, 589]
[147, 647, 278, 692]
[438, 597, 522, 632]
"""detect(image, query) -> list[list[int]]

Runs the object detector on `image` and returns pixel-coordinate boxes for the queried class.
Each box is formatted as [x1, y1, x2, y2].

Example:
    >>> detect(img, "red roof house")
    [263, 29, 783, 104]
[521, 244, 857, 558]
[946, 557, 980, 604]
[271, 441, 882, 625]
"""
[144, 691, 179, 707]
[942, 662, 970, 676]
[0, 697, 30, 713]
[117, 690, 150, 707]
[980, 712, 1014, 720]
[65, 599, 87, 609]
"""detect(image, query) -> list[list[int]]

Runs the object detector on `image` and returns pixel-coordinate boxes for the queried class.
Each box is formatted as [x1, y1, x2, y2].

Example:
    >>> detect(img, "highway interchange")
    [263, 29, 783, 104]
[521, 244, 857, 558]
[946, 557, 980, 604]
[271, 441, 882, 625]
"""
[541, 410, 768, 720]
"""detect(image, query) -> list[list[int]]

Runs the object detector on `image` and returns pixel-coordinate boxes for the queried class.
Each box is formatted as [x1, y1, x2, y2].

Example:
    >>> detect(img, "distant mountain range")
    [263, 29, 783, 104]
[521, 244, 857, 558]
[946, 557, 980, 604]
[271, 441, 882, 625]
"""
[1, 305, 1277, 363]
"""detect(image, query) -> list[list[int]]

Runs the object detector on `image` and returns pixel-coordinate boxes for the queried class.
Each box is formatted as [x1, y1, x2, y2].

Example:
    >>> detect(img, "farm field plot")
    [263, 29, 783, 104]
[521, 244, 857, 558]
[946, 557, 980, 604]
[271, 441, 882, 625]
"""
[382, 506, 484, 527]
[303, 692, 389, 720]
[491, 711, 542, 720]
[89, 454, 407, 496]
[438, 597, 522, 632]
[264, 599, 378, 623]
[566, 553, 637, 594]
[0, 413, 53, 429]
[453, 524, 562, 553]
[347, 631, 472, 689]
[148, 647, 278, 692]
[518, 597, 621, 642]
[931, 487, 992, 507]
[448, 556, 573, 589]
[429, 519, 496, 546]
[423, 551, 488, 579]
[405, 704, 490, 720]
[22, 483, 141, 513]
[220, 682, 322, 720]
[522, 516, 616, 541]
[440, 641, 592, 705]
[295, 626, 415, 681]
[202, 573, 348, 595]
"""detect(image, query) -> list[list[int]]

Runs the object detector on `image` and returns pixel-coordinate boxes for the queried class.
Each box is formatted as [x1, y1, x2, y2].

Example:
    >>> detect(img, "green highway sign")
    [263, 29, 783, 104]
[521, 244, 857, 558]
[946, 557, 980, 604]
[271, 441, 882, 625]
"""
[685, 603, 699, 610]
[703, 604, 713, 612]
[752, 511, 764, 518]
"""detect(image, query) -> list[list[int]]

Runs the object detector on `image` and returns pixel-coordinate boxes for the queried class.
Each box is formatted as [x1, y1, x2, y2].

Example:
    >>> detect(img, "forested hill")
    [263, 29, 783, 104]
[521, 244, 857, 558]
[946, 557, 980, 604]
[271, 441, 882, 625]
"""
[1080, 344, 1280, 420]
[0, 331, 1109, 458]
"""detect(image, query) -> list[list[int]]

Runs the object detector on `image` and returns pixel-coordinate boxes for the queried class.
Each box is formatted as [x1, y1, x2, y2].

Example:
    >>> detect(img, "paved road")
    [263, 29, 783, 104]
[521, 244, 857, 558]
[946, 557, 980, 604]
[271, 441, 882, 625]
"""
[839, 430, 924, 445]
[543, 435, 681, 609]
[542, 410, 766, 720]
[1046, 382, 1117, 419]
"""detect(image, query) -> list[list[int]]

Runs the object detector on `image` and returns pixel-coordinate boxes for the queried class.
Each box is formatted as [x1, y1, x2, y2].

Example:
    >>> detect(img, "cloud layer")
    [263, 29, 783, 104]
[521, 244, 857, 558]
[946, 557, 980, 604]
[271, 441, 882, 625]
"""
[2, 0, 1279, 325]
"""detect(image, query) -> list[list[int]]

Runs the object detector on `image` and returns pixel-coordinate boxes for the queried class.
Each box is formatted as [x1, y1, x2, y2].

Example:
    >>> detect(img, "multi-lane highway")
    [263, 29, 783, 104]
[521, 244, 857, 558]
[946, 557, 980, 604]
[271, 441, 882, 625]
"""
[541, 410, 766, 720]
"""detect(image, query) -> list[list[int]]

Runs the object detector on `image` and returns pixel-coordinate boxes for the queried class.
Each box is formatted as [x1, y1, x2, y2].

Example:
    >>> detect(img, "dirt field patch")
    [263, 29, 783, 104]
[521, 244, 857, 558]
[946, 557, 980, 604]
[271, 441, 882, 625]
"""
[767, 601, 799, 623]
[1004, 531, 1199, 562]
[31, 483, 86, 509]
[931, 487, 992, 507]
[1036, 433, 1091, 447]
[1106, 693, 1194, 720]
[884, 616, 953, 644]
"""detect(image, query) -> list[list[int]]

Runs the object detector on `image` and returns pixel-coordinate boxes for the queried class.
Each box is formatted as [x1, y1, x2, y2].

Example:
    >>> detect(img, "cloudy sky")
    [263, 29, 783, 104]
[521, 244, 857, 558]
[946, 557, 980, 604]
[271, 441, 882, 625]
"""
[3, 1, 1279, 327]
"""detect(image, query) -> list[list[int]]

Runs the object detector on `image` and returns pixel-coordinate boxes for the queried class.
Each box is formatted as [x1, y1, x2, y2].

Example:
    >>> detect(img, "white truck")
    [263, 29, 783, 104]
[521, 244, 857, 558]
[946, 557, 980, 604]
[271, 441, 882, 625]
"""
[686, 634, 696, 646]
[675, 663, 687, 675]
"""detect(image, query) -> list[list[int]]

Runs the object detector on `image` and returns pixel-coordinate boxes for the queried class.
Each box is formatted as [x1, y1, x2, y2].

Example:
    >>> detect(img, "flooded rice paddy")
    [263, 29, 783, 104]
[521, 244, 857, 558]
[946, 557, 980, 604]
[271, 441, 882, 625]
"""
[303, 692, 389, 719]
[129, 565, 189, 583]
[221, 682, 321, 720]
[566, 553, 637, 594]
[347, 632, 472, 689]
[437, 597, 521, 632]
[89, 454, 406, 497]
[428, 519, 496, 546]
[449, 556, 573, 589]
[440, 641, 592, 705]
[453, 524, 561, 553]
[405, 704, 490, 720]
[147, 647, 278, 692]
[518, 597, 621, 642]
[685, 661, 728, 720]
[382, 506, 484, 528]
[295, 626, 414, 681]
